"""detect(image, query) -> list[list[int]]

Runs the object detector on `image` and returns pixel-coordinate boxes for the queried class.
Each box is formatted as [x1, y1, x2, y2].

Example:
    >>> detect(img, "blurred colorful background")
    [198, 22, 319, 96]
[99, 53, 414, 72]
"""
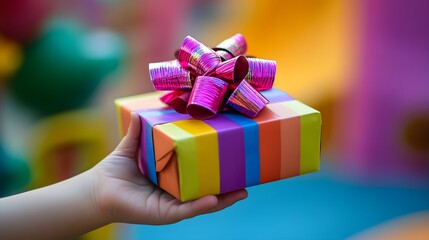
[1, 0, 428, 239]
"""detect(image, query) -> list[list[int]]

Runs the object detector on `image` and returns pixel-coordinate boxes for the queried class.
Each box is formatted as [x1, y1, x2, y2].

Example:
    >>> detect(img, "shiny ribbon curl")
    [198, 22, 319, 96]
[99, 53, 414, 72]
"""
[149, 33, 276, 120]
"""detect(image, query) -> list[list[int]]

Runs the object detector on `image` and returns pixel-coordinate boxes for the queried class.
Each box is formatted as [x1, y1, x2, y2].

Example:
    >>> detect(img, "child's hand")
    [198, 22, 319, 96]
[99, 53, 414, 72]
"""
[91, 112, 248, 224]
[0, 112, 246, 240]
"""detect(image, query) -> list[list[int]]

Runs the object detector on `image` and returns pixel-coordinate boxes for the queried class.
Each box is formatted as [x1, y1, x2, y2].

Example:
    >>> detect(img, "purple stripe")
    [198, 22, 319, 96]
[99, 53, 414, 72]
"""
[204, 115, 246, 193]
[139, 116, 150, 176]
[146, 113, 191, 125]
[138, 109, 191, 126]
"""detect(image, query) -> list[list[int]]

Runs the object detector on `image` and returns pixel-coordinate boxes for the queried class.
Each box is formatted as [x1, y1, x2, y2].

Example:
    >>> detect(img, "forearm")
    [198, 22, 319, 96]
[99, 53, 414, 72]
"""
[0, 110, 249, 238]
[0, 170, 110, 240]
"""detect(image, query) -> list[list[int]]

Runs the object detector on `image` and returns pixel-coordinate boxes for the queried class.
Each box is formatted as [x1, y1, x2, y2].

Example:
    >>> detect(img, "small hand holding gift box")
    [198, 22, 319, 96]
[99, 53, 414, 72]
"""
[116, 34, 322, 201]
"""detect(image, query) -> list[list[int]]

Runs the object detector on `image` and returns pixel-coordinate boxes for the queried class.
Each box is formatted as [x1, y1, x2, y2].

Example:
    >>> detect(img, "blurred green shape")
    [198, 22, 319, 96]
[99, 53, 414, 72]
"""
[0, 145, 31, 197]
[8, 20, 126, 116]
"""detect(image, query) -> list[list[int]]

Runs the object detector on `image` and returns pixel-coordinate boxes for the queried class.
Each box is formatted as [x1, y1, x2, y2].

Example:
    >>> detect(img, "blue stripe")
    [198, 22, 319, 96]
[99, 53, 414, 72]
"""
[261, 88, 294, 103]
[138, 108, 182, 186]
[145, 121, 158, 185]
[223, 112, 260, 187]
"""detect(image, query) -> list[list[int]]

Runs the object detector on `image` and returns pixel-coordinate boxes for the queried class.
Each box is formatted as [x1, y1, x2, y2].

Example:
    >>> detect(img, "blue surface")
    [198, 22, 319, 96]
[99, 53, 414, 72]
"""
[118, 163, 429, 239]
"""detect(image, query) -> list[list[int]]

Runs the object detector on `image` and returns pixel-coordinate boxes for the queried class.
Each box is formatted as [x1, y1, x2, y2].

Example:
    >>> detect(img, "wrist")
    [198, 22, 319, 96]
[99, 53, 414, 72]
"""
[84, 168, 114, 226]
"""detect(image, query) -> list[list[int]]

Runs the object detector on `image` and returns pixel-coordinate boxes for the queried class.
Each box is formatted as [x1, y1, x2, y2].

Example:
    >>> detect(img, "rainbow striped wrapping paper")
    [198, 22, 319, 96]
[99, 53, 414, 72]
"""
[115, 89, 321, 202]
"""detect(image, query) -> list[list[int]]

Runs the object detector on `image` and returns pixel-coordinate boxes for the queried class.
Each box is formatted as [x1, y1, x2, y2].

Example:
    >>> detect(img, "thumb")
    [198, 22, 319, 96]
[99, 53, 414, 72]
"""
[113, 112, 141, 158]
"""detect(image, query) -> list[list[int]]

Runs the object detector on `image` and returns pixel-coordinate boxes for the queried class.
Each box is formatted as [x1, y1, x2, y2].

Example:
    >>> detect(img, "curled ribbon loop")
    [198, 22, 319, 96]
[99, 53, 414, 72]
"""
[211, 55, 249, 83]
[178, 36, 221, 75]
[213, 33, 248, 61]
[245, 58, 276, 91]
[149, 60, 192, 91]
[188, 76, 228, 120]
[149, 34, 276, 119]
[226, 80, 269, 118]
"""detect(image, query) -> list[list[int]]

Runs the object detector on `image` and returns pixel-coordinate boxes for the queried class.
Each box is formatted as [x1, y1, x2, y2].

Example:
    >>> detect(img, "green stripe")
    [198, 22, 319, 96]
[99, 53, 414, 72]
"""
[281, 100, 319, 115]
[156, 123, 199, 201]
[281, 101, 321, 174]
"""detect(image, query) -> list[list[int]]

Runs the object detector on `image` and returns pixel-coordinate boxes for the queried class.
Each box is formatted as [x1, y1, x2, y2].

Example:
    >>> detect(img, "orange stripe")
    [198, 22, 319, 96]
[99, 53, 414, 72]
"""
[116, 92, 166, 137]
[254, 108, 281, 183]
[153, 126, 181, 199]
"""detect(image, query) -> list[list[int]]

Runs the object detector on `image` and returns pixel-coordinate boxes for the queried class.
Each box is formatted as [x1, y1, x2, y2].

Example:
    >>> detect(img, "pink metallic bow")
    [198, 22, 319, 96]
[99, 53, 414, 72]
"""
[149, 34, 276, 120]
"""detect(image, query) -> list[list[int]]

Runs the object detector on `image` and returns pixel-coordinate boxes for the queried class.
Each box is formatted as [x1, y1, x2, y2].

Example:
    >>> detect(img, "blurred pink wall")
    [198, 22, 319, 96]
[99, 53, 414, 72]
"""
[335, 0, 429, 185]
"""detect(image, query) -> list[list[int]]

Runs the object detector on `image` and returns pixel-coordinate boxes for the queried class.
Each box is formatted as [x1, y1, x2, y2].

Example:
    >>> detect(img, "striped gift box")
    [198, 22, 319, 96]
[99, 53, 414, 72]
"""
[115, 89, 321, 201]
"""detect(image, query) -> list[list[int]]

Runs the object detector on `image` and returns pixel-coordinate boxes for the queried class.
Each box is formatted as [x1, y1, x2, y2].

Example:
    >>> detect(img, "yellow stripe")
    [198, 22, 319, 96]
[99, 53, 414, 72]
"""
[114, 102, 124, 137]
[173, 120, 220, 198]
[281, 101, 321, 174]
[114, 91, 162, 104]
[156, 123, 198, 201]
